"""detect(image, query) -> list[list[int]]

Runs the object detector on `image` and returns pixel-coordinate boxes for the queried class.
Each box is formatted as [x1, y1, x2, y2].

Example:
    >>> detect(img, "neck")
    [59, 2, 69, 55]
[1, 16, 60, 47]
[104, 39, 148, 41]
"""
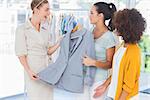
[30, 14, 41, 32]
[124, 43, 128, 47]
[94, 21, 108, 39]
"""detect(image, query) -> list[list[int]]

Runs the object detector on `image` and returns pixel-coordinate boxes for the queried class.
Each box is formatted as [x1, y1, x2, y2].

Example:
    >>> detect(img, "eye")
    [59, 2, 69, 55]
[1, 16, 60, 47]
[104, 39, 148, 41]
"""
[44, 7, 49, 12]
[90, 11, 93, 14]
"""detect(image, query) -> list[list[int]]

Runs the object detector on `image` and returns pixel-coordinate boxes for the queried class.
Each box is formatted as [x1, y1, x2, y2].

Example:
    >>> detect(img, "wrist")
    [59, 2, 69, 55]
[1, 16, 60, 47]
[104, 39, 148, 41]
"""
[102, 81, 108, 88]
[56, 41, 60, 46]
[92, 60, 96, 66]
[27, 69, 32, 73]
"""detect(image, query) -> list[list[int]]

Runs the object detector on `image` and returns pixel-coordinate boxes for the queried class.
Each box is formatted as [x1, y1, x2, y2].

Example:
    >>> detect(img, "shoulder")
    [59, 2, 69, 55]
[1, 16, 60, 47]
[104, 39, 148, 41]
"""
[104, 31, 115, 39]
[15, 22, 29, 37]
[127, 44, 140, 53]
[16, 22, 27, 32]
[103, 31, 118, 44]
[126, 44, 141, 60]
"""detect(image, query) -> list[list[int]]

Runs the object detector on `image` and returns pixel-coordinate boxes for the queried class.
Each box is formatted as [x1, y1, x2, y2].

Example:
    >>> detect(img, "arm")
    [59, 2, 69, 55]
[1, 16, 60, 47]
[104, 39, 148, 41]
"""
[47, 42, 60, 55]
[119, 90, 129, 100]
[119, 50, 140, 99]
[47, 35, 64, 55]
[83, 47, 115, 69]
[102, 75, 111, 87]
[15, 27, 38, 80]
[18, 55, 38, 80]
[93, 76, 111, 98]
[94, 47, 115, 69]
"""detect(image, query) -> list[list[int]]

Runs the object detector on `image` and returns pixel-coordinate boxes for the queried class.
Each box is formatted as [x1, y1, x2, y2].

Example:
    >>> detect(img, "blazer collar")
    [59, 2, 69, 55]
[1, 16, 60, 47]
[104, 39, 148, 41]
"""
[70, 28, 86, 39]
[24, 19, 47, 31]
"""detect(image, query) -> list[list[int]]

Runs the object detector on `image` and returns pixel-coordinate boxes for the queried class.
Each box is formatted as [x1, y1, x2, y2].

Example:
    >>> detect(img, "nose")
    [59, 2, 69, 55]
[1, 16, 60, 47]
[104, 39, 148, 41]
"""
[89, 15, 92, 20]
[89, 13, 92, 18]
[47, 10, 50, 16]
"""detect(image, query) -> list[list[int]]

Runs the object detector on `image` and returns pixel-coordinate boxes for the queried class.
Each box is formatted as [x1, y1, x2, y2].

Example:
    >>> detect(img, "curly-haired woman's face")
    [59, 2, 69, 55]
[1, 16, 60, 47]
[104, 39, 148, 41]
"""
[89, 6, 100, 24]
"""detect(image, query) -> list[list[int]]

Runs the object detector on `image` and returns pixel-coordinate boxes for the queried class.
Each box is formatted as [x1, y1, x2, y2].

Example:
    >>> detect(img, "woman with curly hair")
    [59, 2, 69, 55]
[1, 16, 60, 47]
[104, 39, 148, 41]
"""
[93, 8, 146, 100]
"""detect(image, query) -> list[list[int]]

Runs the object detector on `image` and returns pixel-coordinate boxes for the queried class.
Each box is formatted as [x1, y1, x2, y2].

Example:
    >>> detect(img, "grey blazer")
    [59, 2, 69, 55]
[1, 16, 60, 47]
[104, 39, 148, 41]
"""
[38, 28, 96, 93]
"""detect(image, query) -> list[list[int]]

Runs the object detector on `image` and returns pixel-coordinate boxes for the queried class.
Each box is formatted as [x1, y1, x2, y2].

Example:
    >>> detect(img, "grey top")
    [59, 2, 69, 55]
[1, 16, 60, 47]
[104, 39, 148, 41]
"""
[94, 31, 118, 82]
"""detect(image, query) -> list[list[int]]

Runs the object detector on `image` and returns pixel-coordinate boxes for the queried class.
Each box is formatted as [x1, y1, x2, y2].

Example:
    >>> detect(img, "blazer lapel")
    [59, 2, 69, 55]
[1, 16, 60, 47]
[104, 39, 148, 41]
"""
[62, 32, 70, 60]
[70, 36, 83, 56]
[69, 29, 86, 57]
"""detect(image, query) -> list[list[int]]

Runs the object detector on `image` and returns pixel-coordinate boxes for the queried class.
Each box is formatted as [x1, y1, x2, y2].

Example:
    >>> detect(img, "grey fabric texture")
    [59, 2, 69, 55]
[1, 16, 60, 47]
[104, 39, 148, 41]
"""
[38, 28, 96, 93]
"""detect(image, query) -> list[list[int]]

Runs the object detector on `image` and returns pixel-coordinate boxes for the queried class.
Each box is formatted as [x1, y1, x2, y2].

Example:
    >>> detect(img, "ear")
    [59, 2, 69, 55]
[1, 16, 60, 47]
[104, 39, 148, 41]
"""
[98, 13, 104, 18]
[33, 7, 39, 13]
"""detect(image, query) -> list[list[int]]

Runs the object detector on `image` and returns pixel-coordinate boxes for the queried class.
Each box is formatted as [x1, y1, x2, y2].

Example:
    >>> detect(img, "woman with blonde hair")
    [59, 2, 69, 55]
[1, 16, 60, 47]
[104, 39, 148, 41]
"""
[15, 0, 60, 99]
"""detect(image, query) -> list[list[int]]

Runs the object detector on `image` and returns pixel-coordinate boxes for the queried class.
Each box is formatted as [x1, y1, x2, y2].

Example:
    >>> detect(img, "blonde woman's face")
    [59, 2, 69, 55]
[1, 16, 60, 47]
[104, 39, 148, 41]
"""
[38, 3, 50, 22]
[89, 6, 99, 24]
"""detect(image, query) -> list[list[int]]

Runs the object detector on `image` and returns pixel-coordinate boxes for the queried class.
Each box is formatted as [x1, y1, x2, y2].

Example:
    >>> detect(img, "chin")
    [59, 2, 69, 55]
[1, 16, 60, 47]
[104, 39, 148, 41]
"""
[41, 18, 47, 22]
[90, 22, 95, 24]
[90, 20, 95, 24]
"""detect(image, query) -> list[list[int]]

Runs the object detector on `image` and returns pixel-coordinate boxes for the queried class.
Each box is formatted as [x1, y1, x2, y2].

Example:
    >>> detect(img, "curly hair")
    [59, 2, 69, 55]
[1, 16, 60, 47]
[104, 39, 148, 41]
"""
[113, 8, 146, 43]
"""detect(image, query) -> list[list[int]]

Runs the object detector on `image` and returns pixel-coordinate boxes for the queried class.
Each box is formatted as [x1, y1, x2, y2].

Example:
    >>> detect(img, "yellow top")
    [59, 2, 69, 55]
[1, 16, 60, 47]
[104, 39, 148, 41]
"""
[115, 44, 141, 100]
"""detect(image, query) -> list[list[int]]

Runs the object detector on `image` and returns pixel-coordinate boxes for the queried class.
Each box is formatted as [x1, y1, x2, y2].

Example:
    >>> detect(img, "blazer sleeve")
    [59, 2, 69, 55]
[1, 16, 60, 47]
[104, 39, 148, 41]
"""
[15, 26, 27, 56]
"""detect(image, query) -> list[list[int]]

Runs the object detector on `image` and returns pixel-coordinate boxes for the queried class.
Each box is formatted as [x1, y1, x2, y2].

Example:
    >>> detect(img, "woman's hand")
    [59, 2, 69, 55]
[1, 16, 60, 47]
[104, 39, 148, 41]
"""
[28, 70, 39, 80]
[93, 83, 107, 98]
[18, 56, 39, 81]
[82, 55, 95, 66]
[47, 35, 64, 55]
[119, 90, 128, 100]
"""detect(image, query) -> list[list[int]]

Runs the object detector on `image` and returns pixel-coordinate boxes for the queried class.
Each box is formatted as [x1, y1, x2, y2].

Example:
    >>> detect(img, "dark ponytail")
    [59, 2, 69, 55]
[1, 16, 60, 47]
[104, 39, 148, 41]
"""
[108, 3, 117, 31]
[94, 2, 117, 31]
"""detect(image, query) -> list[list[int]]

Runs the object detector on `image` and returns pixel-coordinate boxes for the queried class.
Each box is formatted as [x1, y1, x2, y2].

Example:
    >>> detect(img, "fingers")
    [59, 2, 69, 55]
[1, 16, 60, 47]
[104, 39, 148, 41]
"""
[84, 54, 88, 58]
[93, 93, 98, 98]
[30, 73, 39, 80]
[93, 91, 102, 98]
[94, 85, 103, 91]
[93, 90, 104, 98]
[32, 75, 39, 80]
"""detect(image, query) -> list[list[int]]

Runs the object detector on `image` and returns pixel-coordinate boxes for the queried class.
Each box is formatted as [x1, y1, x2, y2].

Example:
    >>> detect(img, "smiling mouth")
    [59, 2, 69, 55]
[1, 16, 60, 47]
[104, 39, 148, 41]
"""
[44, 16, 47, 19]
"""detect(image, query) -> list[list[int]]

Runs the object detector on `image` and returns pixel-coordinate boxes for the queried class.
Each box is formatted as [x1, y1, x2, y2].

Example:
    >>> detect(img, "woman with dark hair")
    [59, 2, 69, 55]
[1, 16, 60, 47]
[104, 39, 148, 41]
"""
[82, 2, 118, 100]
[15, 0, 61, 99]
[94, 9, 146, 100]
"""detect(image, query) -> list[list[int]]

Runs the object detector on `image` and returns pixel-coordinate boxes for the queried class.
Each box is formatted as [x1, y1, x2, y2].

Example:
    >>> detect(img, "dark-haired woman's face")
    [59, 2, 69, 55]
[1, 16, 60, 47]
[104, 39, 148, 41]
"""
[89, 6, 100, 24]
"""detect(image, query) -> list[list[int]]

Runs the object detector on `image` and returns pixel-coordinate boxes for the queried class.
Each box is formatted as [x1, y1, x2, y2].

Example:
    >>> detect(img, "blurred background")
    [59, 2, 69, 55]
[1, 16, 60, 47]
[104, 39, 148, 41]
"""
[0, 0, 150, 99]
